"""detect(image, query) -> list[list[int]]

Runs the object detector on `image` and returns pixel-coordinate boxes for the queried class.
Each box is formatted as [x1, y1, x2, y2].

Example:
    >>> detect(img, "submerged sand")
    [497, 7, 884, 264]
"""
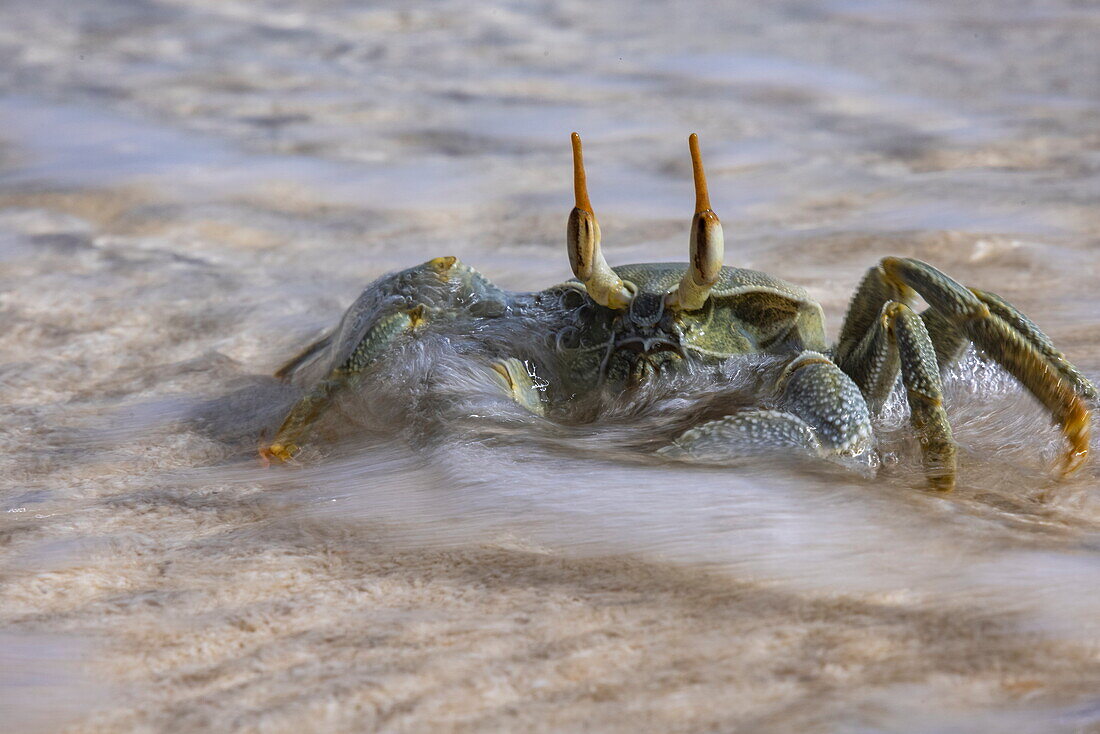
[2, 1, 1100, 732]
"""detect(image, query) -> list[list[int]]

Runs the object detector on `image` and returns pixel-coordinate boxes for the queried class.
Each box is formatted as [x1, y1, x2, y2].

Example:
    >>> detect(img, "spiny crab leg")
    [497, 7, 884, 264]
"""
[666, 133, 725, 311]
[567, 132, 634, 310]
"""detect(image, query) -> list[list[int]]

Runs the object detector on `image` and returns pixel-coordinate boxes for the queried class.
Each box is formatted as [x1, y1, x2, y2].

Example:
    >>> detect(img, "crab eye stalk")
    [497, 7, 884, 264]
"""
[567, 132, 633, 310]
[667, 133, 725, 311]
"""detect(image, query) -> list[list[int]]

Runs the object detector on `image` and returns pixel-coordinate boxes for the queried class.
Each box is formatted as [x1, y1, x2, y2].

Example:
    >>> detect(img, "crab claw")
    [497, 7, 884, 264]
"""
[567, 133, 633, 310]
[667, 133, 724, 311]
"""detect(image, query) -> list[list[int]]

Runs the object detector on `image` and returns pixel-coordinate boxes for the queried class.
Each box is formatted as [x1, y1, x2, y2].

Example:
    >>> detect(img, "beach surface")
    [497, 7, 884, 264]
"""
[2, 1, 1100, 731]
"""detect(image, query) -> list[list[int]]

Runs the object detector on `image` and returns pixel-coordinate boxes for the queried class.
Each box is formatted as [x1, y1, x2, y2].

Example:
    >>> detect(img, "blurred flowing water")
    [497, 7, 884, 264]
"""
[2, 1, 1100, 732]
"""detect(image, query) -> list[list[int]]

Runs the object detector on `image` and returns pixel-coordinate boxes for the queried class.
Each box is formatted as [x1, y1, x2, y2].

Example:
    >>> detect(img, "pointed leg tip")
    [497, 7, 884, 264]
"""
[924, 456, 957, 491]
[927, 474, 956, 492]
[921, 440, 957, 492]
[1061, 450, 1088, 478]
[1059, 401, 1090, 478]
[259, 443, 296, 465]
[1060, 444, 1088, 478]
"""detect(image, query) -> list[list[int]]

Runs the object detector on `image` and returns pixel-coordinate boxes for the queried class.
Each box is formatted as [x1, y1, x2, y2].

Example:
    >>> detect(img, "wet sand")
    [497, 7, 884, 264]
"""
[2, 1, 1100, 732]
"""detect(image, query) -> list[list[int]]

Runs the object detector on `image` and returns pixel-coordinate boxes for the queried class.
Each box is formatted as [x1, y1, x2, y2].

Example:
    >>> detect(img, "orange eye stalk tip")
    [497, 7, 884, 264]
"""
[688, 133, 711, 214]
[571, 132, 592, 212]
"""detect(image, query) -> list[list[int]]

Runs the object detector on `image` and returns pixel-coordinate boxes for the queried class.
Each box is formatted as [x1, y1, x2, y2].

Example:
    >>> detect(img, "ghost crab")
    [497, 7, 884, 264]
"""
[261, 133, 1094, 490]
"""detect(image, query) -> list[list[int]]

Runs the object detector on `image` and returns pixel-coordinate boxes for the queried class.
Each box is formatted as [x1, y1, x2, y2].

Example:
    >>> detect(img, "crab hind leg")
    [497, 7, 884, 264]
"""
[970, 289, 1097, 400]
[881, 257, 1092, 475]
[958, 305, 1090, 475]
[894, 305, 956, 489]
[837, 296, 956, 490]
[261, 257, 524, 462]
[261, 309, 419, 462]
[273, 333, 333, 380]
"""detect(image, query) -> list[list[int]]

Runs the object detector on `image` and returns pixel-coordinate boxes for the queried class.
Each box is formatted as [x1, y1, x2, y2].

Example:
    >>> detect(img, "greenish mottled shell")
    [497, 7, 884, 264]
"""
[612, 262, 815, 303]
[539, 262, 829, 395]
[577, 262, 827, 357]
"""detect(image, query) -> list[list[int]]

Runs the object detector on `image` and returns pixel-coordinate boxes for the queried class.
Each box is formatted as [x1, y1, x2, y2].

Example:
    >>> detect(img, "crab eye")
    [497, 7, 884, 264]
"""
[566, 133, 633, 310]
[666, 133, 724, 312]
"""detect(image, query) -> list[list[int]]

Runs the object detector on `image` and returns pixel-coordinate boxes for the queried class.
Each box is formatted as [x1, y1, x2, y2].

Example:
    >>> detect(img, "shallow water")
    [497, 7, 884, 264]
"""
[2, 1, 1100, 732]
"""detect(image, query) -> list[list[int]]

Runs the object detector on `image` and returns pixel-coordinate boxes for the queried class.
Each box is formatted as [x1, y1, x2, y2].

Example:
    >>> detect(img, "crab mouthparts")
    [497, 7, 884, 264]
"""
[613, 336, 684, 357]
[612, 337, 685, 386]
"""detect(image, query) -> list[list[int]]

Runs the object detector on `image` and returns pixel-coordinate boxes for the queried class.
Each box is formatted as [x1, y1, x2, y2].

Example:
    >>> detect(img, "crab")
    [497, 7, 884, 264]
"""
[260, 133, 1095, 490]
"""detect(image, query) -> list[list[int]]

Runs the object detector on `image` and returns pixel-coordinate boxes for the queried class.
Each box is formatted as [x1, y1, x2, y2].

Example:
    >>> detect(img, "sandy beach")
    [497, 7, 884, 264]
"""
[2, 1, 1100, 731]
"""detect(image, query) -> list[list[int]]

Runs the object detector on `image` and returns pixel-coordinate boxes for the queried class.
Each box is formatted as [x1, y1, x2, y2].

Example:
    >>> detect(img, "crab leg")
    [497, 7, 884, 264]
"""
[969, 289, 1096, 400]
[261, 309, 418, 462]
[921, 290, 1097, 400]
[837, 257, 1093, 478]
[836, 296, 956, 490]
[274, 333, 333, 380]
[261, 256, 515, 462]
